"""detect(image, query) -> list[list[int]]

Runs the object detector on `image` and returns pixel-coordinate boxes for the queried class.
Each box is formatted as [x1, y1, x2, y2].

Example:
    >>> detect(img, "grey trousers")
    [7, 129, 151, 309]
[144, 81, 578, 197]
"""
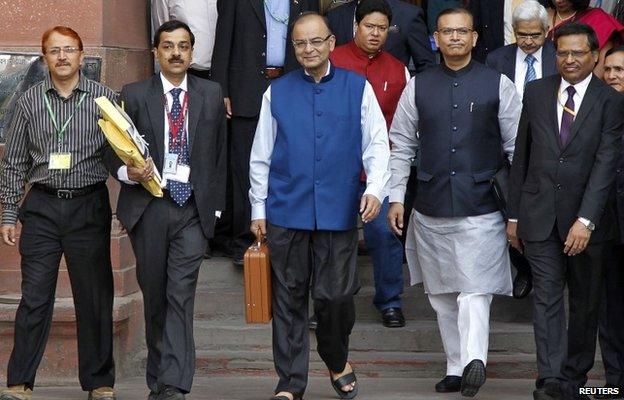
[267, 222, 360, 397]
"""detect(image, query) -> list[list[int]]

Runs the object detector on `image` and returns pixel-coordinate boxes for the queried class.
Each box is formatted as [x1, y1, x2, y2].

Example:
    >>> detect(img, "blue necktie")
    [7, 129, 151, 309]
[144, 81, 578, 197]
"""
[167, 88, 192, 206]
[524, 54, 537, 86]
[560, 85, 576, 147]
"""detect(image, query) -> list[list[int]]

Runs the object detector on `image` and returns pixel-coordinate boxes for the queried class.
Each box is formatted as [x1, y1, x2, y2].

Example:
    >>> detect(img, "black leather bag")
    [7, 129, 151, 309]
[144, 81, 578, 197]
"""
[491, 161, 510, 221]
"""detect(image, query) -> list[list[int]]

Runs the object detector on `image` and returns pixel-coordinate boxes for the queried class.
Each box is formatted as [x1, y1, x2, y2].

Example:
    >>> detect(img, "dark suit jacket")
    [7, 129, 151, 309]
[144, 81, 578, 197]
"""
[485, 41, 557, 83]
[508, 74, 624, 243]
[469, 0, 550, 63]
[211, 0, 318, 118]
[326, 0, 435, 71]
[105, 74, 228, 238]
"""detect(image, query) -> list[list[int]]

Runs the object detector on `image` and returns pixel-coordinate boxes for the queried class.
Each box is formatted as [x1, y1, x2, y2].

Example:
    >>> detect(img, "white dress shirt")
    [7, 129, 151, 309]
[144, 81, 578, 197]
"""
[152, 0, 218, 71]
[514, 46, 543, 98]
[556, 73, 593, 131]
[249, 62, 391, 221]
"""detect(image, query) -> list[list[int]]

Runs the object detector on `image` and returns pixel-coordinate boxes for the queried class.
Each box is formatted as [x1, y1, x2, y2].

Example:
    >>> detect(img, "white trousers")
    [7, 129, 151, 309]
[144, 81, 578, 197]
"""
[428, 292, 493, 376]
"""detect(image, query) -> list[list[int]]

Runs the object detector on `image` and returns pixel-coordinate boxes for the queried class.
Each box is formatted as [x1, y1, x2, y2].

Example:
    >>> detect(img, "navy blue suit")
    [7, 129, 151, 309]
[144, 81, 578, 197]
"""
[485, 42, 557, 83]
[326, 0, 435, 71]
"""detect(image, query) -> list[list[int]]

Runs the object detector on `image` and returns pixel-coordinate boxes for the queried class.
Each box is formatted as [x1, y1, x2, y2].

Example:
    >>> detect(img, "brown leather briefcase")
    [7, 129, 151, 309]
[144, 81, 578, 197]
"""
[243, 232, 272, 324]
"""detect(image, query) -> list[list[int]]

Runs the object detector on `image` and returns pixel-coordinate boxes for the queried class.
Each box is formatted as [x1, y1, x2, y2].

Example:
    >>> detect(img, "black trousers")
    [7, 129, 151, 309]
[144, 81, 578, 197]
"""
[7, 185, 114, 391]
[230, 116, 258, 258]
[599, 244, 624, 388]
[128, 194, 207, 394]
[524, 226, 609, 393]
[267, 223, 359, 397]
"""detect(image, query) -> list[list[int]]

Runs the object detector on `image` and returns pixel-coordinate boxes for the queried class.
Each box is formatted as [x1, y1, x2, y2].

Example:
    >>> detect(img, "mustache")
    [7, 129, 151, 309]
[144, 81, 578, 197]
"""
[55, 62, 71, 67]
[168, 57, 183, 63]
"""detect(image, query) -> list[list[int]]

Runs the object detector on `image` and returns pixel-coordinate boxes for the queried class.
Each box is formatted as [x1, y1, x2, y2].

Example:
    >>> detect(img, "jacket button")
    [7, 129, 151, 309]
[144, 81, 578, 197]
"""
[453, 82, 458, 87]
[452, 126, 458, 131]
[559, 157, 565, 163]
[315, 180, 319, 185]
[316, 157, 321, 161]
[556, 184, 562, 190]
[451, 171, 456, 176]
[261, 52, 266, 57]
[451, 148, 456, 153]
[453, 104, 458, 109]
[316, 111, 322, 116]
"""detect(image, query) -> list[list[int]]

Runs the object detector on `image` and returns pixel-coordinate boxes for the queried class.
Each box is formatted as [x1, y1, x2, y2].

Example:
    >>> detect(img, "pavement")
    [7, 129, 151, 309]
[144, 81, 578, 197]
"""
[22, 376, 549, 400]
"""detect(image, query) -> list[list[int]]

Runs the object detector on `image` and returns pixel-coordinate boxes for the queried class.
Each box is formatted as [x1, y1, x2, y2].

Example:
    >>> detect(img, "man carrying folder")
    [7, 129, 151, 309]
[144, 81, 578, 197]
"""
[104, 20, 227, 400]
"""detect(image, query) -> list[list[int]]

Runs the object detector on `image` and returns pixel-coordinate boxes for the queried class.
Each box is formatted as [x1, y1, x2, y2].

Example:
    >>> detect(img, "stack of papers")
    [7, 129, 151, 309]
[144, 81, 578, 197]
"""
[95, 96, 163, 197]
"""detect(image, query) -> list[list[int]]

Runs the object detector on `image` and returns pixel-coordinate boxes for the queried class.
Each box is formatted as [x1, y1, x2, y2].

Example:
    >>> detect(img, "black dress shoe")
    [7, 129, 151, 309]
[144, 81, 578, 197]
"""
[309, 314, 318, 330]
[233, 257, 244, 267]
[381, 307, 406, 328]
[533, 382, 564, 400]
[435, 375, 461, 393]
[512, 271, 533, 299]
[157, 386, 184, 400]
[461, 359, 486, 397]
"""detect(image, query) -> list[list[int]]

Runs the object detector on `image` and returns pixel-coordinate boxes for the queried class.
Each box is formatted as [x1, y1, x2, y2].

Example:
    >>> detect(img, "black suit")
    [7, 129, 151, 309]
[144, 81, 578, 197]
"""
[211, 0, 318, 258]
[326, 0, 435, 71]
[508, 74, 624, 393]
[105, 74, 227, 393]
[469, 0, 550, 63]
[485, 42, 557, 83]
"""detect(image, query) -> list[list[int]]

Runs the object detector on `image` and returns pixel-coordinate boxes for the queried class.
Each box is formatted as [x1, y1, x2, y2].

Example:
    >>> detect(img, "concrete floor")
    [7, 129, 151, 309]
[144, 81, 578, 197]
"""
[25, 376, 548, 400]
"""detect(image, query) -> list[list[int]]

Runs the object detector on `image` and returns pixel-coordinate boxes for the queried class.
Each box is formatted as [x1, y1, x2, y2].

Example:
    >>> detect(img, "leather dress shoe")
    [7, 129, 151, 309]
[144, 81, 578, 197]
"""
[435, 375, 461, 393]
[512, 271, 533, 299]
[0, 385, 32, 400]
[461, 359, 486, 397]
[88, 387, 116, 400]
[157, 386, 185, 400]
[232, 257, 244, 267]
[533, 382, 564, 400]
[381, 307, 405, 328]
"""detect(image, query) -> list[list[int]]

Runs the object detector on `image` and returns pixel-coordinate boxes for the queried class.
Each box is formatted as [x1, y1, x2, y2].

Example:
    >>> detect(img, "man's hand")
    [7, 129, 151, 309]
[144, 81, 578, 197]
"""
[127, 158, 154, 183]
[360, 194, 381, 223]
[387, 202, 405, 236]
[250, 219, 267, 239]
[224, 97, 232, 119]
[1, 224, 16, 246]
[506, 221, 523, 253]
[564, 219, 592, 256]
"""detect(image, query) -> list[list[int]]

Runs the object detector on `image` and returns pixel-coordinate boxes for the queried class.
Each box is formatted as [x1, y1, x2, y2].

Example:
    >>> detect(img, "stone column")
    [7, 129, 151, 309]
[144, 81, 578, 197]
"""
[0, 0, 152, 383]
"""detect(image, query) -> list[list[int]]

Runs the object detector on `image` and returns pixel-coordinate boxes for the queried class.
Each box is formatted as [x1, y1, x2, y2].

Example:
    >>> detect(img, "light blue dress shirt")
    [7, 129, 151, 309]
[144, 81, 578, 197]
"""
[264, 0, 289, 67]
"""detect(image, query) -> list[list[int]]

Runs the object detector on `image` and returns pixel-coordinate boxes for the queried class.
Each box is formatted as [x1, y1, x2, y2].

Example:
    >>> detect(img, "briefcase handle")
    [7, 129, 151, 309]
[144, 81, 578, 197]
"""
[254, 227, 266, 247]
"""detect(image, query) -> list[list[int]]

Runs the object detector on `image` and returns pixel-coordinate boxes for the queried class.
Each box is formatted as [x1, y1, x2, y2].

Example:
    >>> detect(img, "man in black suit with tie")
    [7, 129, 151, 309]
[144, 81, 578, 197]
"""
[325, 0, 435, 71]
[211, 0, 318, 266]
[507, 23, 624, 400]
[105, 20, 227, 400]
[486, 0, 557, 299]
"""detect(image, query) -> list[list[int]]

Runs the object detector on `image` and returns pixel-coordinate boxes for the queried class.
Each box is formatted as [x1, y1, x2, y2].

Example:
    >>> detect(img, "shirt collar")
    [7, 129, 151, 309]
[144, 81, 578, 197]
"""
[43, 73, 89, 96]
[302, 60, 334, 82]
[160, 72, 188, 94]
[560, 72, 593, 99]
[516, 46, 543, 64]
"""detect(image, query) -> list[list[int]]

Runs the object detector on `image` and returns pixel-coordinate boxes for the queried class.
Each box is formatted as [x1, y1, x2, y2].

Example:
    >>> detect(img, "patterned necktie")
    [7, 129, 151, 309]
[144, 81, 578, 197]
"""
[167, 87, 192, 206]
[524, 54, 537, 86]
[559, 85, 576, 147]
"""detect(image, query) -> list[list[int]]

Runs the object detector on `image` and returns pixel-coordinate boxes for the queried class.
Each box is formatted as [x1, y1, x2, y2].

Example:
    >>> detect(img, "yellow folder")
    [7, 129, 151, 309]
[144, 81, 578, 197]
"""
[95, 97, 163, 197]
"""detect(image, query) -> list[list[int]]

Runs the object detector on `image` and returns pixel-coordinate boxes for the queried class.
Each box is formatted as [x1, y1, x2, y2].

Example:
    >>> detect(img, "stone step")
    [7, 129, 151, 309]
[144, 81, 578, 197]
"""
[192, 318, 536, 354]
[195, 349, 604, 380]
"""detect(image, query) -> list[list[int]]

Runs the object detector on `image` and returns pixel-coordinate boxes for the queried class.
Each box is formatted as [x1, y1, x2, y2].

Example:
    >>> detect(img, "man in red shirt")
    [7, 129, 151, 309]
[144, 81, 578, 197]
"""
[331, 0, 410, 328]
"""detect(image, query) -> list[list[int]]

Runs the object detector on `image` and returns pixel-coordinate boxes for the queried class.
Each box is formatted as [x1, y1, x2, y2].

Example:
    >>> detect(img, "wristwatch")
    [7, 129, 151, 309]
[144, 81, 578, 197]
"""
[578, 217, 596, 231]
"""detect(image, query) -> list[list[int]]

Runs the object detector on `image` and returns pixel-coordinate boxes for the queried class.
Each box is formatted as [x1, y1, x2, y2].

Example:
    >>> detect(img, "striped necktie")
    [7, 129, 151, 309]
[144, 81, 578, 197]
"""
[167, 87, 192, 206]
[559, 85, 576, 147]
[524, 54, 537, 86]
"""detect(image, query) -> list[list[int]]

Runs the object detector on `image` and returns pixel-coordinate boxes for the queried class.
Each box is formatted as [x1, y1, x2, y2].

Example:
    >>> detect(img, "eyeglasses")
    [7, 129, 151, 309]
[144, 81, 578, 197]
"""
[438, 28, 472, 37]
[46, 46, 80, 56]
[516, 32, 544, 41]
[292, 34, 333, 50]
[556, 50, 592, 59]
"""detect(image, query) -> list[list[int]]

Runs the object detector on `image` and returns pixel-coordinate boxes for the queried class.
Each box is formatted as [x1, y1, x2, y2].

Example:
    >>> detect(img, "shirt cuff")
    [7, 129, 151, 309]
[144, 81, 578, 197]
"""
[2, 209, 18, 226]
[389, 188, 406, 204]
[251, 203, 266, 220]
[507, 218, 518, 223]
[117, 166, 138, 185]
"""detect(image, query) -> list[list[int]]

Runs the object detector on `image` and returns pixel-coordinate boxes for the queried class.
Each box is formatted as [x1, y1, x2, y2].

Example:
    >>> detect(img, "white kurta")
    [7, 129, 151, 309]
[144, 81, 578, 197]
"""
[388, 73, 521, 295]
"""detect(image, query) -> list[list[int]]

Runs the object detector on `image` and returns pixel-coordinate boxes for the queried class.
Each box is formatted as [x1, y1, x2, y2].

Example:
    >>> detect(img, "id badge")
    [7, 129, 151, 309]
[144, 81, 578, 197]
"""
[49, 152, 72, 170]
[163, 153, 179, 174]
[164, 164, 190, 183]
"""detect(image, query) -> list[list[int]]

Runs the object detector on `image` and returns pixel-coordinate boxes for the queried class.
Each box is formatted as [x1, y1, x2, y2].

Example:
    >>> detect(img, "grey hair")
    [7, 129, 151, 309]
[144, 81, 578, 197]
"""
[512, 0, 549, 31]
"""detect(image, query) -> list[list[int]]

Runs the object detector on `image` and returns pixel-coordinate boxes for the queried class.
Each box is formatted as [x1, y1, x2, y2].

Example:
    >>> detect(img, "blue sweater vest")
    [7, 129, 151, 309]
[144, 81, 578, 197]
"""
[414, 62, 504, 217]
[267, 66, 366, 231]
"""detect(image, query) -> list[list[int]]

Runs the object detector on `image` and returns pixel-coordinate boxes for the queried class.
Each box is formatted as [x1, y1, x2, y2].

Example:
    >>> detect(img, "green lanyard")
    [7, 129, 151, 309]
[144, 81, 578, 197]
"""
[43, 88, 88, 149]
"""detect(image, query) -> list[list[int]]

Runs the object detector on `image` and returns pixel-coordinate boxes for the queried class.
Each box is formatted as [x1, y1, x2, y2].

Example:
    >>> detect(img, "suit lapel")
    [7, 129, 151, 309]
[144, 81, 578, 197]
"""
[542, 43, 557, 77]
[250, 0, 266, 30]
[504, 46, 516, 82]
[546, 76, 562, 151]
[145, 76, 165, 171]
[562, 76, 600, 152]
[187, 78, 203, 155]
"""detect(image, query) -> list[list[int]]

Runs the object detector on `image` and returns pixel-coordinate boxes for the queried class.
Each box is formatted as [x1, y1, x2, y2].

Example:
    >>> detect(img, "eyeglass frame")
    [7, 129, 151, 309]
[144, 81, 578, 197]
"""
[555, 50, 595, 59]
[45, 46, 81, 56]
[437, 27, 473, 37]
[292, 34, 334, 50]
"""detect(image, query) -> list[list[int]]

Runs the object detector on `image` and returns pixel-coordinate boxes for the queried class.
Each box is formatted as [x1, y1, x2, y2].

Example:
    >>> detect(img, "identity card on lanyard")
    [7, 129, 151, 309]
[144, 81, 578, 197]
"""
[163, 93, 191, 183]
[44, 89, 88, 170]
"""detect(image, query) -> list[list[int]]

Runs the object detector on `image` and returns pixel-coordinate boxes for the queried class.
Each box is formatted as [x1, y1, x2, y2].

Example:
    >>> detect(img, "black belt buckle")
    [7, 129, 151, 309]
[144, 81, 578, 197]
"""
[56, 189, 73, 199]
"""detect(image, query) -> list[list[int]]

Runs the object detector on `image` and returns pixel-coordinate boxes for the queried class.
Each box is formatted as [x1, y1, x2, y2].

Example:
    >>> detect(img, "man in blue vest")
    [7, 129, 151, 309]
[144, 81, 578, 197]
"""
[249, 12, 390, 400]
[387, 7, 521, 397]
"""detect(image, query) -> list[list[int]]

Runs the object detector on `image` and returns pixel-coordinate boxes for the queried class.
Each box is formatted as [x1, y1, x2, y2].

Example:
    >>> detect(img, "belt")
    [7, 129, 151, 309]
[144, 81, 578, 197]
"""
[265, 67, 284, 79]
[33, 182, 106, 199]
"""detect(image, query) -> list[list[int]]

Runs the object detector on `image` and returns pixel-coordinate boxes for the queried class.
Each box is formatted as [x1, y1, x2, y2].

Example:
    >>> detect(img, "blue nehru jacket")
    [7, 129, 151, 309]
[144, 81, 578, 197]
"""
[267, 66, 366, 231]
[414, 61, 504, 218]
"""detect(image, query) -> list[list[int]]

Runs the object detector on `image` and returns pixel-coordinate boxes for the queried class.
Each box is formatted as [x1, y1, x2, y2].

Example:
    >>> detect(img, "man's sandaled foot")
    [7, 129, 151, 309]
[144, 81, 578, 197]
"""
[270, 391, 296, 400]
[330, 364, 358, 399]
[0, 385, 32, 400]
[88, 387, 116, 400]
